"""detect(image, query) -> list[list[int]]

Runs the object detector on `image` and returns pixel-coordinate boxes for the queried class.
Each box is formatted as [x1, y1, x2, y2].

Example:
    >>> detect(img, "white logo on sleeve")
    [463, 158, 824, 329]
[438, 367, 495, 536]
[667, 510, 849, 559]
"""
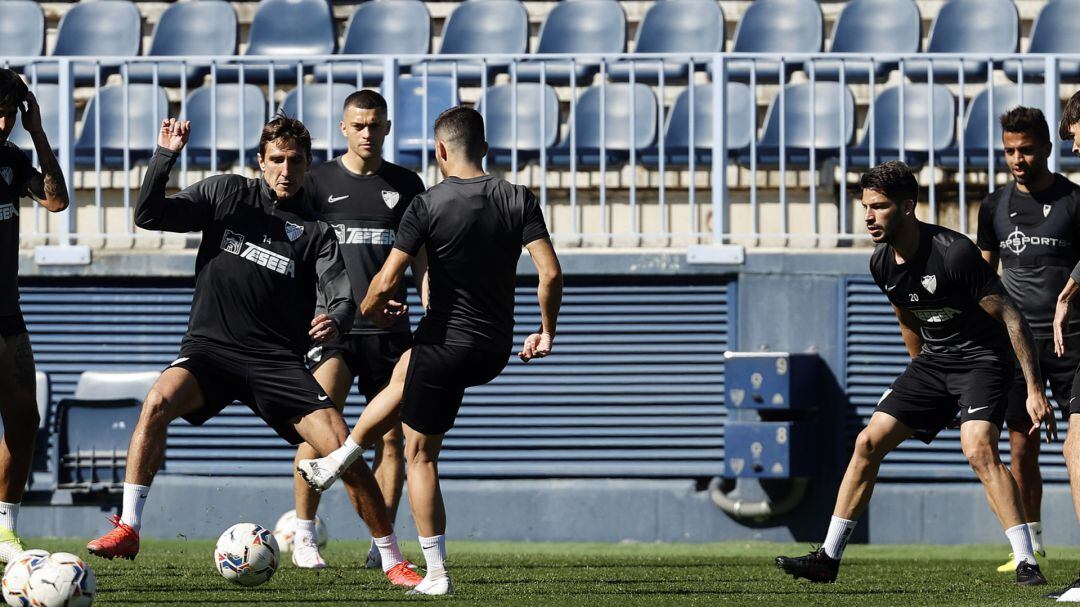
[285, 221, 304, 242]
[967, 405, 989, 414]
[0, 167, 12, 186]
[382, 190, 400, 209]
[221, 228, 295, 277]
[920, 274, 937, 295]
[885, 284, 898, 292]
[327, 194, 349, 204]
[170, 357, 190, 366]
[0, 203, 18, 221]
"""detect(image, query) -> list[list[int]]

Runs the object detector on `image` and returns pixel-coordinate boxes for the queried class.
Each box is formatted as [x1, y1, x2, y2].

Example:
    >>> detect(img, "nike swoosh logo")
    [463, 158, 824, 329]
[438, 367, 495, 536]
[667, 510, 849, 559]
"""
[1010, 211, 1019, 217]
[967, 406, 989, 414]
[318, 395, 329, 401]
[885, 284, 898, 292]
[171, 357, 190, 366]
[327, 195, 349, 204]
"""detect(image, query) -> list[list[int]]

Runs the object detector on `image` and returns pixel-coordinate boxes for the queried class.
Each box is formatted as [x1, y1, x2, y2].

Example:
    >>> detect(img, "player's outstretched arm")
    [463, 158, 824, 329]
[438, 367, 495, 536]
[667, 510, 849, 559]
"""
[362, 248, 412, 328]
[21, 92, 68, 212]
[1055, 277, 1080, 357]
[520, 238, 562, 362]
[980, 291, 1057, 442]
[134, 119, 217, 234]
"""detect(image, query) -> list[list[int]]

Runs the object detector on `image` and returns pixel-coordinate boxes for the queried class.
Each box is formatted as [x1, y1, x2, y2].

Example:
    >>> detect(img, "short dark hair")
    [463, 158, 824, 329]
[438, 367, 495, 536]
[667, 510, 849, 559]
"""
[0, 69, 28, 111]
[259, 113, 312, 163]
[1000, 106, 1050, 145]
[342, 89, 387, 114]
[1061, 90, 1080, 140]
[433, 106, 485, 161]
[860, 161, 918, 205]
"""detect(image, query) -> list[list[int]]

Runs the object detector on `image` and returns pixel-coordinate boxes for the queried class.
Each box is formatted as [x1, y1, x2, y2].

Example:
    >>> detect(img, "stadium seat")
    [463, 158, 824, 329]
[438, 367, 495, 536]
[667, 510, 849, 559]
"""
[408, 0, 527, 85]
[514, 0, 627, 85]
[280, 83, 354, 162]
[549, 83, 657, 168]
[737, 82, 856, 169]
[641, 83, 754, 168]
[74, 84, 170, 168]
[808, 0, 921, 84]
[1003, 0, 1080, 83]
[905, 0, 1019, 83]
[607, 0, 724, 84]
[394, 77, 460, 168]
[313, 0, 431, 85]
[938, 84, 1045, 170]
[723, 0, 822, 83]
[54, 398, 142, 491]
[216, 0, 337, 85]
[848, 84, 956, 169]
[0, 1, 44, 68]
[7, 84, 60, 156]
[74, 370, 160, 401]
[476, 83, 560, 169]
[33, 0, 142, 87]
[127, 0, 239, 88]
[184, 84, 267, 169]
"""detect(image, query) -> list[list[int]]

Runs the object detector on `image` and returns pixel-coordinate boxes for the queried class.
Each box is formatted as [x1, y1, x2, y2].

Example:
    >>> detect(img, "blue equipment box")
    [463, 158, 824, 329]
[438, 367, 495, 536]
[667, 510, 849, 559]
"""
[723, 352, 819, 410]
[724, 421, 817, 478]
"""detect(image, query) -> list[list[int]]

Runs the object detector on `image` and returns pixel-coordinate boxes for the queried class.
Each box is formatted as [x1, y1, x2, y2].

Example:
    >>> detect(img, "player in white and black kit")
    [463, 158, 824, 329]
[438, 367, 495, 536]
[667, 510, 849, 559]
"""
[297, 106, 564, 595]
[85, 116, 423, 588]
[291, 90, 427, 570]
[0, 68, 68, 562]
[975, 106, 1080, 573]
[777, 161, 1054, 586]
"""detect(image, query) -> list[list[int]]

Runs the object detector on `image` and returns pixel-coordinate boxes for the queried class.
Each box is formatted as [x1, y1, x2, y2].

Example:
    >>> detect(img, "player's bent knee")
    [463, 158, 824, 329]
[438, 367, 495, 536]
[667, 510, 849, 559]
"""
[140, 389, 181, 427]
[962, 442, 998, 474]
[853, 430, 883, 462]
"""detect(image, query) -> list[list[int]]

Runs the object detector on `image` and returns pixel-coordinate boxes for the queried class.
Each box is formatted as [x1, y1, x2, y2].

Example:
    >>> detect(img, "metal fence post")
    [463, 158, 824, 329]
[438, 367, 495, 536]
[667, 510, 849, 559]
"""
[711, 55, 727, 245]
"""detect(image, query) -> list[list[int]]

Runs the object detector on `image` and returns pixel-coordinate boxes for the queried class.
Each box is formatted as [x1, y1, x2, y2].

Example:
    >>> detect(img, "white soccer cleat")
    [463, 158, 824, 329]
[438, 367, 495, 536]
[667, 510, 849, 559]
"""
[291, 535, 327, 569]
[296, 458, 340, 493]
[406, 573, 453, 596]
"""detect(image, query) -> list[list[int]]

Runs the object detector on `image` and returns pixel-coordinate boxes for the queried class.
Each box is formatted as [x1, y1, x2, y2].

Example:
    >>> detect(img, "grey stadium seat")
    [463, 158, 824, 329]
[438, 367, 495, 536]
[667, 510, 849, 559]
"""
[477, 83, 560, 169]
[184, 84, 267, 169]
[608, 0, 725, 84]
[0, 1, 45, 69]
[549, 82, 658, 169]
[938, 84, 1045, 171]
[33, 0, 142, 87]
[74, 84, 170, 168]
[314, 0, 431, 85]
[808, 0, 921, 83]
[409, 0, 526, 85]
[74, 370, 160, 401]
[7, 83, 60, 156]
[724, 0, 822, 83]
[737, 82, 856, 169]
[394, 76, 460, 169]
[127, 0, 239, 88]
[848, 84, 956, 169]
[905, 0, 1019, 83]
[216, 0, 337, 85]
[280, 83, 354, 162]
[641, 82, 755, 168]
[514, 0, 627, 85]
[1003, 0, 1080, 83]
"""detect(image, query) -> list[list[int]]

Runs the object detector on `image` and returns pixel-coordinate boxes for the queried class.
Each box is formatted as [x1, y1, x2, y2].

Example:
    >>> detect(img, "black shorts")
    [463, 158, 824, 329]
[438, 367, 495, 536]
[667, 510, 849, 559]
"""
[0, 312, 26, 337]
[876, 355, 1012, 444]
[169, 344, 335, 445]
[1005, 334, 1080, 432]
[308, 332, 412, 400]
[400, 343, 509, 435]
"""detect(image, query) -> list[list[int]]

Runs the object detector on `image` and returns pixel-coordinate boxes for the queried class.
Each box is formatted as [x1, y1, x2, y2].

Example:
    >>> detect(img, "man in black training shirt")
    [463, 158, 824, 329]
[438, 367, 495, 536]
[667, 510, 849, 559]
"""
[976, 106, 1080, 573]
[0, 69, 69, 562]
[84, 116, 423, 588]
[777, 161, 1054, 586]
[292, 89, 427, 570]
[298, 106, 563, 596]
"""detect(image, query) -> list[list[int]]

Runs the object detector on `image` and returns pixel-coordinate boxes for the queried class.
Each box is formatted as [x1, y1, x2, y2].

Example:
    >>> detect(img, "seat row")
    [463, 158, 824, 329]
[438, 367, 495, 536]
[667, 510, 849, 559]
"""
[8, 0, 1080, 89]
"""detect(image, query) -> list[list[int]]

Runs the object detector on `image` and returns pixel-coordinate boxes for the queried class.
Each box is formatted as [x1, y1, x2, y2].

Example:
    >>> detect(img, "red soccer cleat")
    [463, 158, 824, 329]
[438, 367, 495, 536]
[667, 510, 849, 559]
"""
[86, 515, 140, 560]
[385, 561, 424, 587]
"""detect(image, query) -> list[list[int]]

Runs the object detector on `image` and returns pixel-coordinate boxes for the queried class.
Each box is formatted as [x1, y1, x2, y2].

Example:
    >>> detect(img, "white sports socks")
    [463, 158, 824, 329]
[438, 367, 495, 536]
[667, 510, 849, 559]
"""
[822, 516, 857, 560]
[373, 533, 404, 572]
[419, 534, 447, 575]
[327, 437, 363, 474]
[121, 483, 150, 532]
[1028, 521, 1045, 555]
[0, 501, 19, 534]
[1005, 523, 1037, 566]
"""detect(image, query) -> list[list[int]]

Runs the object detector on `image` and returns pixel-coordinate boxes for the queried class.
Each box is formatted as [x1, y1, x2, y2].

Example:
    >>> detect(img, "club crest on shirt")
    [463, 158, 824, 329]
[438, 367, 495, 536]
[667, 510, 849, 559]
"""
[0, 167, 12, 186]
[1044, 204, 1052, 217]
[921, 274, 938, 295]
[382, 190, 400, 209]
[285, 221, 304, 242]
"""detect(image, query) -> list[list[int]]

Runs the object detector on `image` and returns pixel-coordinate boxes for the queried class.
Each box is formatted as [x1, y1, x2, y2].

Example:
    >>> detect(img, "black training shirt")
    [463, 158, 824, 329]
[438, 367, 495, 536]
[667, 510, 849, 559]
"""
[0, 142, 37, 316]
[135, 147, 355, 360]
[306, 158, 424, 334]
[871, 222, 1012, 362]
[394, 175, 550, 353]
[977, 175, 1080, 338]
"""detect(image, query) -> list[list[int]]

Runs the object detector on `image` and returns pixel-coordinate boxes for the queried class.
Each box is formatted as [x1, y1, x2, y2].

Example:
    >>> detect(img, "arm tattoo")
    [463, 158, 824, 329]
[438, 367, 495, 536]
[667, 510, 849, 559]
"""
[982, 293, 1041, 387]
[38, 153, 67, 201]
[11, 334, 36, 394]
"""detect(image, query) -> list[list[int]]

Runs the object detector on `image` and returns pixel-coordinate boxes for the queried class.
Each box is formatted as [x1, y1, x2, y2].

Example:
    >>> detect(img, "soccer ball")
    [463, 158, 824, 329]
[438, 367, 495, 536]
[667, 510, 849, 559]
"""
[3, 549, 50, 607]
[214, 523, 280, 587]
[24, 553, 95, 607]
[272, 510, 328, 553]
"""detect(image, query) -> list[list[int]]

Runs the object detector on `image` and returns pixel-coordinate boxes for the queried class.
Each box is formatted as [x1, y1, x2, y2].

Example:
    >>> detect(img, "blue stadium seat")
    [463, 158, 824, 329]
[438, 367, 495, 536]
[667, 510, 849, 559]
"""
[74, 84, 170, 168]
[1003, 0, 1080, 83]
[394, 77, 460, 168]
[33, 0, 142, 87]
[314, 0, 431, 85]
[280, 83, 354, 162]
[476, 83, 560, 169]
[408, 0, 527, 85]
[549, 83, 657, 168]
[848, 84, 956, 169]
[7, 84, 60, 156]
[127, 1, 239, 88]
[905, 0, 1019, 83]
[608, 0, 724, 84]
[723, 0, 822, 83]
[216, 0, 337, 85]
[514, 0, 627, 85]
[808, 0, 921, 83]
[0, 1, 44, 68]
[184, 85, 267, 168]
[737, 82, 856, 169]
[641, 83, 754, 168]
[54, 398, 141, 491]
[938, 84, 1045, 170]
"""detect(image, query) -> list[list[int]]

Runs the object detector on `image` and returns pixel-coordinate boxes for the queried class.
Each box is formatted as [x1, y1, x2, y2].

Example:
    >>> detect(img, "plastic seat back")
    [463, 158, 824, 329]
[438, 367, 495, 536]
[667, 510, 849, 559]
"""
[632, 0, 723, 54]
[534, 0, 626, 55]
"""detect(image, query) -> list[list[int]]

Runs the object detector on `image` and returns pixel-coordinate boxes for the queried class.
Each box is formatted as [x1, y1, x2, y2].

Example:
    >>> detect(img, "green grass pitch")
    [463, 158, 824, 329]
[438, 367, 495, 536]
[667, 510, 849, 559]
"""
[30, 539, 1080, 606]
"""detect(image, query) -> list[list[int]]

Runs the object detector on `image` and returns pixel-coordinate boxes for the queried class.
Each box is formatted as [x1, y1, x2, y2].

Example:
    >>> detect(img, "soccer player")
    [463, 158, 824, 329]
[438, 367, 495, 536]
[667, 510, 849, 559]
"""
[776, 161, 1054, 586]
[297, 106, 563, 595]
[84, 116, 422, 588]
[291, 89, 427, 569]
[0, 68, 68, 562]
[976, 106, 1080, 573]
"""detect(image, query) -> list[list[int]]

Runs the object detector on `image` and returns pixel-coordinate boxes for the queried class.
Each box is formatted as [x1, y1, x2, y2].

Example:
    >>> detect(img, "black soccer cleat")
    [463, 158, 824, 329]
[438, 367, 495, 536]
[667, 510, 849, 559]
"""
[775, 547, 840, 583]
[1015, 561, 1047, 587]
[1044, 575, 1080, 599]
